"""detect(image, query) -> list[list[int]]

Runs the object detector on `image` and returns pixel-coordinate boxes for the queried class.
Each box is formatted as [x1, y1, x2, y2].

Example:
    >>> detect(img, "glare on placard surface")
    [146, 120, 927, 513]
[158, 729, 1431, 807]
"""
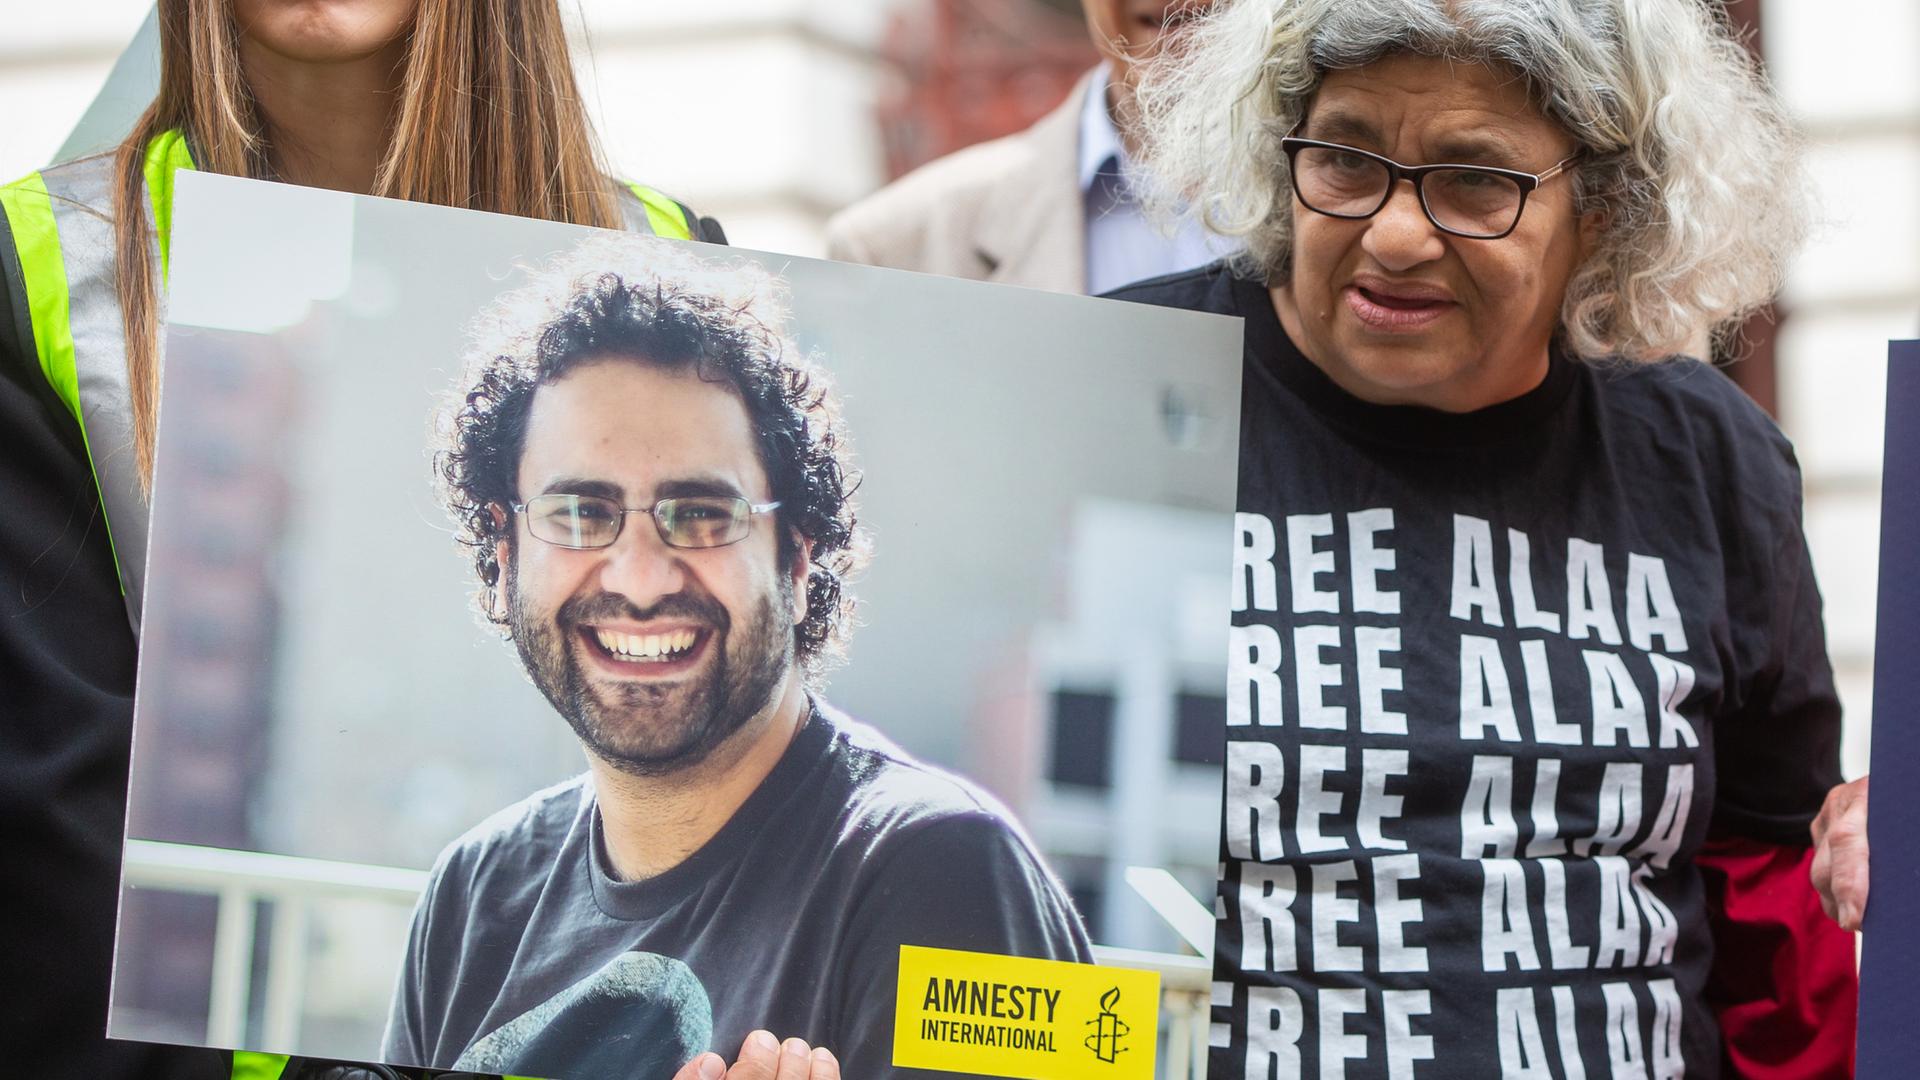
[167, 173, 356, 335]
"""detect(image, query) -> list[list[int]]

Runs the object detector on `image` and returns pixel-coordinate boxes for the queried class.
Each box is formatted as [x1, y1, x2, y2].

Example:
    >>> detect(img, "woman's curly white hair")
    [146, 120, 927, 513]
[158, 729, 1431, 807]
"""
[1133, 0, 1811, 362]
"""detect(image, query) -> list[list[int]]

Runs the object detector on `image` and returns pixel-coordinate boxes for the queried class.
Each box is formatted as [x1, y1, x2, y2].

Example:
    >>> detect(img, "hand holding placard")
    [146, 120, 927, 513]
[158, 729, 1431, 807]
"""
[675, 1030, 843, 1080]
[1812, 775, 1870, 931]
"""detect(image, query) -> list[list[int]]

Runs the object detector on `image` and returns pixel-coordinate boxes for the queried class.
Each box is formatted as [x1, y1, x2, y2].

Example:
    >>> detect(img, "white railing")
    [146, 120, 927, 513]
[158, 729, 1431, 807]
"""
[123, 840, 427, 1048]
[124, 841, 1214, 1075]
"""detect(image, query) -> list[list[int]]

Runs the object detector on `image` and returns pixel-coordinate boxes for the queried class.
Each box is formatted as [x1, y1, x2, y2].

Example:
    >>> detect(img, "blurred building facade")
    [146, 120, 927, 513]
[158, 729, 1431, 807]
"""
[112, 334, 295, 1046]
[1760, 0, 1920, 781]
[1017, 502, 1227, 956]
[870, 0, 1093, 178]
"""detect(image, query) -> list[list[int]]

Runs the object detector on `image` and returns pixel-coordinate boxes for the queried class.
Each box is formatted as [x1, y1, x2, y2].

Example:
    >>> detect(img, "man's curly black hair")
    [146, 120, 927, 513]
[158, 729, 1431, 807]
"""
[435, 238, 867, 678]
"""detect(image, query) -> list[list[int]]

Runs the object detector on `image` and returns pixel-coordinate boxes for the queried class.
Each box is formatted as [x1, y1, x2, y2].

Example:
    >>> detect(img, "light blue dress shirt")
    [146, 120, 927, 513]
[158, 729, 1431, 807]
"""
[1079, 65, 1238, 296]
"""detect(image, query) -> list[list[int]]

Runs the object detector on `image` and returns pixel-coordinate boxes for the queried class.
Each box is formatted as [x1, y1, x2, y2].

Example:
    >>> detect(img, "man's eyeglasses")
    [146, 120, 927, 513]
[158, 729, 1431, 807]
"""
[511, 494, 781, 550]
[1279, 136, 1580, 240]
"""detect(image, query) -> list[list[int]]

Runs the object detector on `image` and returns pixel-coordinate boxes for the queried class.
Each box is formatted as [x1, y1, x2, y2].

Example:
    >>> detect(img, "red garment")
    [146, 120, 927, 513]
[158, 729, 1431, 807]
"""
[1699, 833, 1858, 1079]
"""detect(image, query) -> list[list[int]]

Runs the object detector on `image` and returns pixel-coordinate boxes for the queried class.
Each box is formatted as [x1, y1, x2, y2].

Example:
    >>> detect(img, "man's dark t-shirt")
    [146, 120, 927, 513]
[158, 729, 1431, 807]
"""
[1110, 265, 1842, 1080]
[382, 704, 1092, 1078]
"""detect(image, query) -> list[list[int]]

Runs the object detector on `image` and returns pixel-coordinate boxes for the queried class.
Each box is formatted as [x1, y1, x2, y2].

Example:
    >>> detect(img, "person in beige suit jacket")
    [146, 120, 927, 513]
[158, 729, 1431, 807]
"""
[826, 1, 1225, 296]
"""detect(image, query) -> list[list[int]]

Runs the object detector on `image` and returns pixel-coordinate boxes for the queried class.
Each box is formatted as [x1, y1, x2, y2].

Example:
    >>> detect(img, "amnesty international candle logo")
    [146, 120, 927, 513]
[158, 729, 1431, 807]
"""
[1084, 988, 1130, 1064]
[893, 946, 1158, 1079]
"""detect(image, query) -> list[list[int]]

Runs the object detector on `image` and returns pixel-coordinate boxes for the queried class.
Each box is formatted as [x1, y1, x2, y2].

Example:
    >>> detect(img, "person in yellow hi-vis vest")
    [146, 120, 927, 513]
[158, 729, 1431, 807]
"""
[0, 2, 837, 1079]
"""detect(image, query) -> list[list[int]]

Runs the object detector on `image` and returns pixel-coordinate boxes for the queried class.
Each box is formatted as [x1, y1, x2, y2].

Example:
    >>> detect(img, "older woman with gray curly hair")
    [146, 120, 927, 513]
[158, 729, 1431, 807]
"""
[1111, 0, 1860, 1076]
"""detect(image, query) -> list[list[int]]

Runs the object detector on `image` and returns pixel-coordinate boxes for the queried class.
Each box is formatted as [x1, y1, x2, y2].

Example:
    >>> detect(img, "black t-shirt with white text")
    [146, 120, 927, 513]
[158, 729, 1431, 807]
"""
[1111, 265, 1842, 1080]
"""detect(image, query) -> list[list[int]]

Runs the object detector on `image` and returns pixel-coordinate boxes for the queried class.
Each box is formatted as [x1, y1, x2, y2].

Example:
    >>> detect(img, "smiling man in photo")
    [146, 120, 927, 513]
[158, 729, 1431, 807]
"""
[381, 239, 1089, 1079]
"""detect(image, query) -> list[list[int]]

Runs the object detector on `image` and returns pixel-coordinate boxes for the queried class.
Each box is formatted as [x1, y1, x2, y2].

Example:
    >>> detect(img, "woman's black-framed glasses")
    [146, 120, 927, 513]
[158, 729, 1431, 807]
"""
[1279, 136, 1580, 240]
[511, 493, 781, 550]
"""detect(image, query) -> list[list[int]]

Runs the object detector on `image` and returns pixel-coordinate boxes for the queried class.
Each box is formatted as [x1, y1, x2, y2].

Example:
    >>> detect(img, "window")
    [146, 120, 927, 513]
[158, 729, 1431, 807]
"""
[1067, 877, 1104, 938]
[1174, 692, 1226, 766]
[1047, 689, 1114, 789]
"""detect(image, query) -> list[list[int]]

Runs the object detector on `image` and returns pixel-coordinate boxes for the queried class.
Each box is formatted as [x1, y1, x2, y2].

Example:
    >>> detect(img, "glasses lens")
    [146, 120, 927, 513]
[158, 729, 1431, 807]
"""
[1291, 145, 1391, 217]
[657, 497, 750, 549]
[1423, 168, 1525, 238]
[525, 494, 621, 548]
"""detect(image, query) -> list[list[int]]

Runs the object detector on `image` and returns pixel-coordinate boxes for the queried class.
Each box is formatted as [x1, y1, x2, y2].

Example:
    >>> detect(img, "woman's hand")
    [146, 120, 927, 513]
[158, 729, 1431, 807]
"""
[674, 1031, 842, 1080]
[1811, 775, 1870, 931]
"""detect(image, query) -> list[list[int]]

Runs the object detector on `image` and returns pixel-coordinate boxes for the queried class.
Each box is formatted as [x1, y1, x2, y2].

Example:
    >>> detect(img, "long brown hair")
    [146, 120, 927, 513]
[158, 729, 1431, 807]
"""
[113, 0, 624, 487]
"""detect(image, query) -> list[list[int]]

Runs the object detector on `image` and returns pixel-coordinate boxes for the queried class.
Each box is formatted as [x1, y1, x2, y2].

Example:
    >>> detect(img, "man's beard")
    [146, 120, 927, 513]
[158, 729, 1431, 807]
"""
[506, 561, 795, 778]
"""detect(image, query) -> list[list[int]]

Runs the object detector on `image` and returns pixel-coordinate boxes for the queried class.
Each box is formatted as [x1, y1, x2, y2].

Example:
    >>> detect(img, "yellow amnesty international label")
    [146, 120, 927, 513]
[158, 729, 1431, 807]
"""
[893, 945, 1159, 1080]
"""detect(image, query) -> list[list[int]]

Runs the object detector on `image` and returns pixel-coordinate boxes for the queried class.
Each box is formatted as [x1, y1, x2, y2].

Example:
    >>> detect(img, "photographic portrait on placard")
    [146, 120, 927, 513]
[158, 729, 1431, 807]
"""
[111, 172, 1242, 1078]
